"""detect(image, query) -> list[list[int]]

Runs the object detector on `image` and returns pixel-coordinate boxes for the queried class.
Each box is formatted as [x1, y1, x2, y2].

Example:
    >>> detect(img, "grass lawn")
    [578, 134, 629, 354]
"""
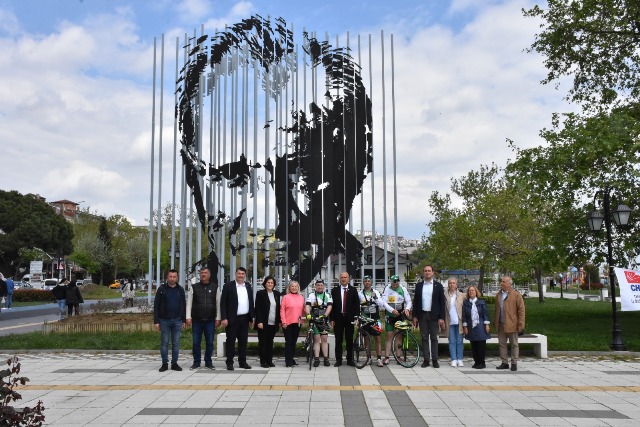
[0, 297, 638, 353]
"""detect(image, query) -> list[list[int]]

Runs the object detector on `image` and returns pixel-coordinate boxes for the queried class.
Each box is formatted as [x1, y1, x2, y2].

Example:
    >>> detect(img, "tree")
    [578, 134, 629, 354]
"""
[0, 190, 73, 276]
[524, 0, 640, 110]
[71, 233, 111, 284]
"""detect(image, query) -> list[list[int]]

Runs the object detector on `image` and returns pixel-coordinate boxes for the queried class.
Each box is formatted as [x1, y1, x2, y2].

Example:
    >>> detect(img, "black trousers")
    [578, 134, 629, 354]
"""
[470, 340, 487, 365]
[225, 314, 250, 365]
[67, 304, 80, 316]
[258, 324, 277, 365]
[283, 324, 300, 366]
[333, 314, 355, 362]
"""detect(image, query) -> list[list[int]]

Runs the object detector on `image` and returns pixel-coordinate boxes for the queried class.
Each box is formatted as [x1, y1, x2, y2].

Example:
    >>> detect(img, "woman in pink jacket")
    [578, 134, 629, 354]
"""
[280, 280, 305, 367]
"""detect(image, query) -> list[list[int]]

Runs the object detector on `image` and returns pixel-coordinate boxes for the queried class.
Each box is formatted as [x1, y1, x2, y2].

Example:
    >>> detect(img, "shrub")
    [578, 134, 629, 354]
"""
[580, 282, 605, 290]
[0, 357, 45, 426]
[12, 289, 53, 303]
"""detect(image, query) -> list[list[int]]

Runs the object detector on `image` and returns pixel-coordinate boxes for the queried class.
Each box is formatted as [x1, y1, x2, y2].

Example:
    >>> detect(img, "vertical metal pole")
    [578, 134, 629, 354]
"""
[241, 43, 249, 272]
[368, 34, 376, 287]
[252, 58, 259, 290]
[171, 37, 179, 270]
[604, 188, 625, 350]
[391, 34, 399, 276]
[357, 35, 365, 283]
[155, 34, 165, 294]
[148, 37, 157, 304]
[380, 30, 389, 283]
[264, 66, 271, 278]
[179, 33, 188, 287]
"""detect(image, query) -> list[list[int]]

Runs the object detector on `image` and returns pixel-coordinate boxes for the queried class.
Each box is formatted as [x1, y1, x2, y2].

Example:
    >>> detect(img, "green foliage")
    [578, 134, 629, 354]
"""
[0, 190, 74, 275]
[0, 356, 45, 426]
[524, 0, 640, 111]
[12, 289, 55, 303]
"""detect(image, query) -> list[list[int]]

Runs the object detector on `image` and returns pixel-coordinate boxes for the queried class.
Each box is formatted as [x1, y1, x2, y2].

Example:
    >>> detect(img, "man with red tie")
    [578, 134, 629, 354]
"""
[220, 267, 254, 370]
[330, 271, 360, 367]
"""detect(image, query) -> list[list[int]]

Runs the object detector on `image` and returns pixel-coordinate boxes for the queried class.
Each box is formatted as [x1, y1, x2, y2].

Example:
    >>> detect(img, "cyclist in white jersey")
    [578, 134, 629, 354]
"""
[380, 275, 412, 365]
[358, 275, 384, 367]
[305, 279, 333, 367]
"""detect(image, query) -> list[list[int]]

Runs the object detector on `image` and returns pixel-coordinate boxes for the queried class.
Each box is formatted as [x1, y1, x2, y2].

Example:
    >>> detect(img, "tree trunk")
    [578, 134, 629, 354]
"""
[536, 266, 545, 303]
[478, 264, 485, 295]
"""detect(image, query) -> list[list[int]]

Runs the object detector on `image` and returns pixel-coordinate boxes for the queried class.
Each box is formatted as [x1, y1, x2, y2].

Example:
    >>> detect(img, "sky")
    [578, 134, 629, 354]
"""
[0, 0, 570, 241]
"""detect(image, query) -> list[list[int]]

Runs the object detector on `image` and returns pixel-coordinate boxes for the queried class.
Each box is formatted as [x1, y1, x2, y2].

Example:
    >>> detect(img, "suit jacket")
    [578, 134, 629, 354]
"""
[254, 289, 281, 330]
[220, 280, 255, 324]
[329, 285, 360, 322]
[493, 289, 525, 333]
[412, 280, 446, 321]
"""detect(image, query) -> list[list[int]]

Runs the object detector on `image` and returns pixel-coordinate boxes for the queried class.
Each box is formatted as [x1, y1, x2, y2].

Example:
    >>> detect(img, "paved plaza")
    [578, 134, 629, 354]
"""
[4, 352, 640, 426]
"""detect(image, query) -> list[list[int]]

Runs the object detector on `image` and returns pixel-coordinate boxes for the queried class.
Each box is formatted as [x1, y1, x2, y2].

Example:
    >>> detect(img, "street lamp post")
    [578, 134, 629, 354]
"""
[586, 187, 632, 351]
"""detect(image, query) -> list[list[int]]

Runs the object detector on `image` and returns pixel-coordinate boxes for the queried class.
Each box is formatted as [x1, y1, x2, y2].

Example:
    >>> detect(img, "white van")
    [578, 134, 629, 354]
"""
[43, 278, 59, 291]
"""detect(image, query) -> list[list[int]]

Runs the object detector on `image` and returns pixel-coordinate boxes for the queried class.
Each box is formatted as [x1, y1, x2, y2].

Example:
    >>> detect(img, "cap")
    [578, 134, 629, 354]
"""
[315, 279, 325, 284]
[391, 275, 400, 283]
[363, 275, 372, 281]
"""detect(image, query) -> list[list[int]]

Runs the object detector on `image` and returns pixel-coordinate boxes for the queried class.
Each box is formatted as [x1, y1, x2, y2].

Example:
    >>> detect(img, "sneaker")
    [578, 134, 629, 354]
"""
[383, 357, 390, 365]
[496, 363, 509, 370]
[451, 360, 457, 367]
[511, 364, 517, 371]
[457, 360, 464, 367]
[190, 363, 201, 370]
[377, 358, 384, 367]
[323, 359, 330, 367]
[313, 358, 320, 367]
[171, 364, 182, 371]
[204, 364, 215, 370]
[159, 363, 168, 372]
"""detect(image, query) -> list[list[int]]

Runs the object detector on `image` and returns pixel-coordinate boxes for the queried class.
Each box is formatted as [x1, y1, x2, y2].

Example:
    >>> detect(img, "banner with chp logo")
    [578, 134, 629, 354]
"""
[613, 268, 640, 311]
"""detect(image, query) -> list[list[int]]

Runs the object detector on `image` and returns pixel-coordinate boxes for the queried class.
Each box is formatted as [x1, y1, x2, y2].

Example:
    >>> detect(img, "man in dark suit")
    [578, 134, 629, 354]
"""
[412, 265, 446, 368]
[220, 266, 254, 370]
[330, 271, 360, 367]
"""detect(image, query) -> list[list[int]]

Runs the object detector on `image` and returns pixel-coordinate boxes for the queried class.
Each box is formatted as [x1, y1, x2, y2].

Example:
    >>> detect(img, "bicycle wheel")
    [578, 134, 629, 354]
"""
[353, 330, 371, 369]
[391, 331, 420, 368]
[308, 333, 314, 370]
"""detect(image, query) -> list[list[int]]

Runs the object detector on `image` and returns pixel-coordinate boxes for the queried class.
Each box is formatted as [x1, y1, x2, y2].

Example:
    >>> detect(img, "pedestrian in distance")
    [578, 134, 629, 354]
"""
[65, 280, 84, 316]
[4, 275, 14, 309]
[305, 279, 333, 367]
[154, 269, 186, 372]
[0, 274, 7, 312]
[412, 265, 446, 368]
[330, 272, 360, 367]
[220, 266, 254, 370]
[255, 275, 282, 368]
[186, 267, 219, 370]
[444, 277, 465, 367]
[494, 276, 526, 371]
[51, 278, 69, 320]
[280, 280, 305, 368]
[462, 286, 491, 369]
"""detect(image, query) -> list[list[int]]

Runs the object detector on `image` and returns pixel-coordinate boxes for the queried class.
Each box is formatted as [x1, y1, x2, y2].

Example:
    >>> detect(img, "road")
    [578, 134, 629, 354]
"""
[0, 303, 60, 335]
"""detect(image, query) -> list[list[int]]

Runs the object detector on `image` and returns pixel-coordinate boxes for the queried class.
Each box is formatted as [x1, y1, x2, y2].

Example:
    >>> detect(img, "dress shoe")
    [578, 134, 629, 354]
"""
[472, 363, 479, 369]
[346, 361, 356, 367]
[334, 361, 343, 367]
[170, 364, 182, 371]
[496, 363, 509, 370]
[190, 363, 201, 370]
[421, 360, 430, 368]
[239, 363, 252, 369]
[226, 365, 234, 371]
[511, 364, 517, 371]
[291, 360, 299, 366]
[432, 360, 440, 368]
[478, 363, 486, 369]
[159, 363, 168, 372]
[260, 363, 269, 368]
[204, 364, 215, 370]
[268, 362, 276, 367]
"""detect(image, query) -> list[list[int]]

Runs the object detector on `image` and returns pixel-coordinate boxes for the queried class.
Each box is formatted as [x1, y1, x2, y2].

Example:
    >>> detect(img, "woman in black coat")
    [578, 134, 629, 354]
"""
[462, 286, 491, 369]
[66, 280, 84, 316]
[254, 276, 281, 368]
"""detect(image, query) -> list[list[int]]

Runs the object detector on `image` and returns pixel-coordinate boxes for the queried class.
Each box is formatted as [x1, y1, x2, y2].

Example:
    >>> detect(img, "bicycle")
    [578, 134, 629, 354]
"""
[352, 315, 382, 369]
[391, 314, 420, 368]
[301, 315, 329, 370]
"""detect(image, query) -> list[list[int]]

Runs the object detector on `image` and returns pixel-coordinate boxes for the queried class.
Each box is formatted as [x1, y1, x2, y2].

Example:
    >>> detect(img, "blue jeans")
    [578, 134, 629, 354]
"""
[57, 299, 66, 320]
[160, 318, 182, 365]
[5, 294, 12, 309]
[449, 324, 464, 361]
[192, 320, 215, 365]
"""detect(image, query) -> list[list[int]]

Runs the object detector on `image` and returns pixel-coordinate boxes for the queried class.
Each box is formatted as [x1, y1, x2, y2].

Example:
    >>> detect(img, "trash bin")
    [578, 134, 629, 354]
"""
[600, 288, 609, 301]
[541, 284, 546, 294]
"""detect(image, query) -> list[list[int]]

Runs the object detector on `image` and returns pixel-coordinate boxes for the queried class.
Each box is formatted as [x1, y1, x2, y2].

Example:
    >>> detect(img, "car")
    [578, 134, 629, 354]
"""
[109, 281, 121, 289]
[43, 278, 59, 291]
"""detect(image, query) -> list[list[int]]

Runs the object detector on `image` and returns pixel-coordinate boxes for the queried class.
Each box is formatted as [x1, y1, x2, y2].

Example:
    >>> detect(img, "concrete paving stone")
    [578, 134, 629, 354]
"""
[343, 414, 374, 427]
[392, 416, 428, 427]
[527, 417, 580, 426]
[240, 406, 277, 415]
[309, 407, 344, 417]
[456, 415, 500, 426]
[162, 414, 204, 424]
[370, 420, 400, 427]
[117, 414, 171, 424]
[416, 408, 455, 417]
[270, 414, 309, 424]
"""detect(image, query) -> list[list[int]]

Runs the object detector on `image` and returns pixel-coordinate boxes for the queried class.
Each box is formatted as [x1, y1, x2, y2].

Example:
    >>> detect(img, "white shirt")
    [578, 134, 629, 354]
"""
[236, 282, 249, 315]
[422, 281, 433, 312]
[449, 292, 459, 325]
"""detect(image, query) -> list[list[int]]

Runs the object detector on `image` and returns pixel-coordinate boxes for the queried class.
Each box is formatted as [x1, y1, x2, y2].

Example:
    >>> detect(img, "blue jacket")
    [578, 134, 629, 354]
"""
[462, 298, 491, 341]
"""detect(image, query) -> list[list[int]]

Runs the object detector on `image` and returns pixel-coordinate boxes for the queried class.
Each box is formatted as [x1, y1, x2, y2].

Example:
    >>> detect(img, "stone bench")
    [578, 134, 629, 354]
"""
[439, 333, 548, 358]
[216, 332, 335, 358]
[582, 295, 600, 301]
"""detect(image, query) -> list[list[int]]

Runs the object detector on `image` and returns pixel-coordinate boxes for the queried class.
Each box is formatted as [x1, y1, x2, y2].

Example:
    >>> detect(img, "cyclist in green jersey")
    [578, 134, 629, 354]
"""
[358, 275, 384, 366]
[305, 279, 333, 367]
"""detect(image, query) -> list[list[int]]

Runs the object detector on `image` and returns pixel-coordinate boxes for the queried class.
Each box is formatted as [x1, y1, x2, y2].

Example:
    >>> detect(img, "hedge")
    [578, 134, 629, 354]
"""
[12, 289, 54, 302]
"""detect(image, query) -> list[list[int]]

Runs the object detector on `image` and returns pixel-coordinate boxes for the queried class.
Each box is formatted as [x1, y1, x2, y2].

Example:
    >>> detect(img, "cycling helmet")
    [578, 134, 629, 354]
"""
[371, 323, 383, 335]
[315, 279, 325, 285]
[391, 275, 400, 283]
[394, 320, 410, 330]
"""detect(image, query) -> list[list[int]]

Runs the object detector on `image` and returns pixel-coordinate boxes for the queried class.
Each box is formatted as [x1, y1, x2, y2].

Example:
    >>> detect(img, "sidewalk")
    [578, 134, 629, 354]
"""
[6, 352, 640, 426]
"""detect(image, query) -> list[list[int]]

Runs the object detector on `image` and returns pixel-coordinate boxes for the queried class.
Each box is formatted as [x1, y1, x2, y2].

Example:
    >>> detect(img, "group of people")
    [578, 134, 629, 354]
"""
[153, 265, 526, 372]
[51, 278, 84, 319]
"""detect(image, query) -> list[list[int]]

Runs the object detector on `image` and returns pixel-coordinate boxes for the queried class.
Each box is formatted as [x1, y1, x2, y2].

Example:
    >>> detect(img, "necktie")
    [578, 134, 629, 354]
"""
[343, 288, 347, 314]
